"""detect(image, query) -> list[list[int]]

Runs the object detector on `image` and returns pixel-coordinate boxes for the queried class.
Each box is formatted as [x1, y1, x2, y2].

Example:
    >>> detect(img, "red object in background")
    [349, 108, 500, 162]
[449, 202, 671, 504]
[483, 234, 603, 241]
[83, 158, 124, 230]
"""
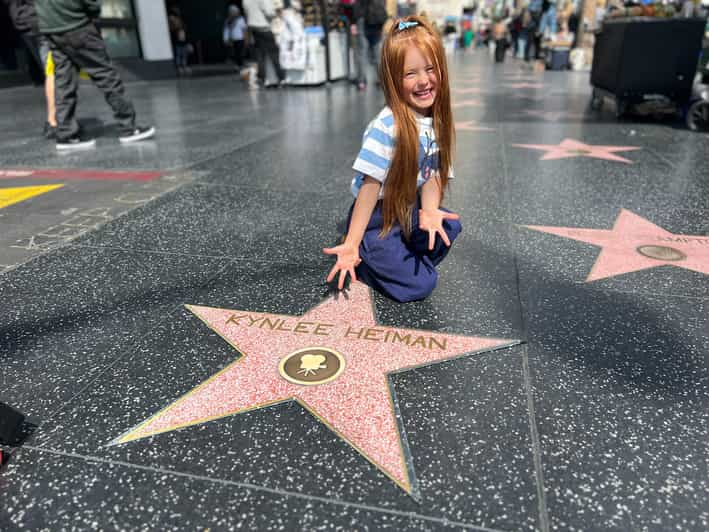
[0, 169, 163, 182]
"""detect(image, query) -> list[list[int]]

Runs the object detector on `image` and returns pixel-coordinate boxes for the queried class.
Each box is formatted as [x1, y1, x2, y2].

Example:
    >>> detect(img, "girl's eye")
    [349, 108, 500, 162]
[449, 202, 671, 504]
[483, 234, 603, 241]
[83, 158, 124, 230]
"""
[405, 72, 415, 78]
[426, 66, 434, 73]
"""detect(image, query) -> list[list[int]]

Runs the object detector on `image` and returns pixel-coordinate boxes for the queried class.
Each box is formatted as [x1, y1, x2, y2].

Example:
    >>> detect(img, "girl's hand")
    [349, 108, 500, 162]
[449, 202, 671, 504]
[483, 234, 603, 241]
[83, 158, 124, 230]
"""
[323, 243, 362, 289]
[419, 209, 460, 250]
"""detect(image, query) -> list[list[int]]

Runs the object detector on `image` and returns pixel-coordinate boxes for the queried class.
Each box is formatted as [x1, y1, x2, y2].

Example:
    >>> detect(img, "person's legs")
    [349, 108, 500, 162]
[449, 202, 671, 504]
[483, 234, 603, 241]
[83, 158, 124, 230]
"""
[174, 43, 187, 69]
[535, 34, 542, 59]
[20, 33, 42, 72]
[48, 37, 80, 141]
[355, 18, 367, 86]
[234, 39, 245, 67]
[60, 24, 136, 134]
[20, 32, 44, 84]
[39, 38, 57, 128]
[364, 26, 382, 84]
[348, 203, 438, 303]
[263, 30, 285, 82]
[251, 30, 267, 84]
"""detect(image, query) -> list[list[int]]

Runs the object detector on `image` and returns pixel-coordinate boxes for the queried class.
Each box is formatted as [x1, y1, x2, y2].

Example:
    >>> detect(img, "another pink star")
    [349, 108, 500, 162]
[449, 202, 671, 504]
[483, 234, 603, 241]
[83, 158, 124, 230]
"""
[453, 98, 483, 108]
[453, 87, 484, 94]
[523, 209, 709, 281]
[503, 74, 540, 81]
[509, 94, 545, 102]
[521, 109, 585, 121]
[456, 120, 495, 132]
[511, 138, 641, 164]
[505, 82, 544, 89]
[113, 282, 517, 495]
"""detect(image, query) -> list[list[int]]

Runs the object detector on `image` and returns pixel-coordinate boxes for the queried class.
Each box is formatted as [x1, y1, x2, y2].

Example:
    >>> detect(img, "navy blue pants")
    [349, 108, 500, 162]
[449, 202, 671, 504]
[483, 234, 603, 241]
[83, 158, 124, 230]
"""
[347, 201, 462, 303]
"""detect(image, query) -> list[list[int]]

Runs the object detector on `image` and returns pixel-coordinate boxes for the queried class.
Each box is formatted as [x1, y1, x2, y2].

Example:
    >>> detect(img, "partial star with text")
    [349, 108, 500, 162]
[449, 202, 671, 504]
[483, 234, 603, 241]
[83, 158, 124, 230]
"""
[523, 209, 709, 281]
[113, 282, 518, 496]
[512, 138, 640, 163]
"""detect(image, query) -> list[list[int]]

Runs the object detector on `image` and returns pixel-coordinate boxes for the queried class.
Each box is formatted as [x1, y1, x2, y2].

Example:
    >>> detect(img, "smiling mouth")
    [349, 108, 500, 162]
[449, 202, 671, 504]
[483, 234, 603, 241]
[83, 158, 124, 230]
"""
[414, 88, 433, 99]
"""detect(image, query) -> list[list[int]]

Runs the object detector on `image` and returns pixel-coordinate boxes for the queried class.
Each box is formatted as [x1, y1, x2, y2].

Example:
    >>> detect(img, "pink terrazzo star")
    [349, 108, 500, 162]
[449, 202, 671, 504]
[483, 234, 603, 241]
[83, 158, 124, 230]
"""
[453, 87, 484, 94]
[509, 94, 545, 102]
[521, 109, 585, 121]
[505, 82, 545, 89]
[503, 75, 540, 81]
[456, 120, 495, 132]
[114, 282, 516, 495]
[503, 71, 539, 78]
[453, 98, 483, 108]
[512, 138, 641, 163]
[523, 209, 709, 281]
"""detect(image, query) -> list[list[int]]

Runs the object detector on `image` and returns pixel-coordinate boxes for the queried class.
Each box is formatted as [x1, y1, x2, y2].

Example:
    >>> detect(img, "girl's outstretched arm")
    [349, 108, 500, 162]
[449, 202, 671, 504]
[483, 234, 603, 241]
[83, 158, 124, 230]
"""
[419, 176, 460, 250]
[323, 176, 381, 289]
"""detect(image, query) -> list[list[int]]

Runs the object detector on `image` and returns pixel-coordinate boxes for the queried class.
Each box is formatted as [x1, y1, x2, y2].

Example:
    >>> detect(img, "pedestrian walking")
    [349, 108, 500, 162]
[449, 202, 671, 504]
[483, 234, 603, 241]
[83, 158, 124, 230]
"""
[224, 5, 248, 69]
[242, 0, 285, 89]
[3, 0, 56, 138]
[36, 0, 155, 150]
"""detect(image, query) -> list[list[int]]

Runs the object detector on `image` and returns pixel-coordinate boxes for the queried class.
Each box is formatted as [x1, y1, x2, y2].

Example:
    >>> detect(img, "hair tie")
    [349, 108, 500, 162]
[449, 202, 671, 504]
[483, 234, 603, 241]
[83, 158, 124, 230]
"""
[397, 21, 419, 31]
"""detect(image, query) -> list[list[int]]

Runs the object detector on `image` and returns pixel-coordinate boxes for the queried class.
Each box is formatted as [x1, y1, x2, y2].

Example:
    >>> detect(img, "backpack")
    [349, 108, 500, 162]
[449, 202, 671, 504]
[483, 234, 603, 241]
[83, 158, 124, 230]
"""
[364, 0, 388, 26]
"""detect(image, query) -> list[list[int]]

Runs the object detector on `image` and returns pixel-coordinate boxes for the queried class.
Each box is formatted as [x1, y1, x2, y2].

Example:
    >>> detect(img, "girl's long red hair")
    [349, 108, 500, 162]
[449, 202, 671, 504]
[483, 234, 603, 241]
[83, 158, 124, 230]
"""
[379, 15, 455, 238]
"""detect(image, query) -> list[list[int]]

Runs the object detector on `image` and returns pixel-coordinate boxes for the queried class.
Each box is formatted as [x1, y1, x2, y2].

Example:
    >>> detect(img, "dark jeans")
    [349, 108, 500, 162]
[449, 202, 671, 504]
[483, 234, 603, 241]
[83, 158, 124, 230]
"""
[20, 32, 47, 84]
[250, 29, 284, 84]
[364, 25, 382, 65]
[47, 23, 135, 140]
[346, 199, 462, 303]
[228, 40, 245, 67]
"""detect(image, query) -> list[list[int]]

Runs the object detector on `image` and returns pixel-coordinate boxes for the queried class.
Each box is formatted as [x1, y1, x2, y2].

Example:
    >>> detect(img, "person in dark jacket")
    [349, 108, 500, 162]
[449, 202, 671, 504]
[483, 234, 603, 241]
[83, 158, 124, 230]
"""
[35, 0, 155, 150]
[350, 0, 388, 89]
[3, 0, 56, 138]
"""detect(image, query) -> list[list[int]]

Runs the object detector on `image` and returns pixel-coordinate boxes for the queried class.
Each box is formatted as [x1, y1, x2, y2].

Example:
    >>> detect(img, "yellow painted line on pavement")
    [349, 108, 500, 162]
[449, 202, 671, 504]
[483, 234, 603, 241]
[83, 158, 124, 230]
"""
[0, 184, 65, 210]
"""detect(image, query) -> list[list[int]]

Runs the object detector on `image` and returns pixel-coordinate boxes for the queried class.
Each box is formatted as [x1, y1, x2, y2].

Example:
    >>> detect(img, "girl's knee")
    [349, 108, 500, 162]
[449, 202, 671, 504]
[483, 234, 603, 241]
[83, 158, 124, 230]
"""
[394, 270, 437, 302]
[445, 218, 462, 241]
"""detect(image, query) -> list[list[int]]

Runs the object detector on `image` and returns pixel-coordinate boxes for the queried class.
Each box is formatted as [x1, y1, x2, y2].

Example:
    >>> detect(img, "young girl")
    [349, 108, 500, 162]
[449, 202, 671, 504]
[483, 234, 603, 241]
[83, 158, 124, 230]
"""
[323, 16, 461, 303]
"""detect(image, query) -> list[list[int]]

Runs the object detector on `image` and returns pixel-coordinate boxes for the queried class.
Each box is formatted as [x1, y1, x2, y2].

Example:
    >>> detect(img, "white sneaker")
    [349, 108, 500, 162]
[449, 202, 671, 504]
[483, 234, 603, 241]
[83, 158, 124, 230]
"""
[56, 136, 96, 150]
[119, 126, 156, 143]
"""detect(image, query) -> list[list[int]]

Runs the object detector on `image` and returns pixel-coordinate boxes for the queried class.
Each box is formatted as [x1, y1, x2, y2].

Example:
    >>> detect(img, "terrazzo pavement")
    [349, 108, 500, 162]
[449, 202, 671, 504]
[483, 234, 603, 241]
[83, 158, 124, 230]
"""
[1, 51, 708, 530]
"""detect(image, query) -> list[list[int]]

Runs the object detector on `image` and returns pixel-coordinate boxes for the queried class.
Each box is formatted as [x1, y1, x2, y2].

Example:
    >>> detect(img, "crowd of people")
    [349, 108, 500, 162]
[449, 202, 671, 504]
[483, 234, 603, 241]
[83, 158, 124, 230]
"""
[166, 0, 389, 91]
[456, 0, 707, 64]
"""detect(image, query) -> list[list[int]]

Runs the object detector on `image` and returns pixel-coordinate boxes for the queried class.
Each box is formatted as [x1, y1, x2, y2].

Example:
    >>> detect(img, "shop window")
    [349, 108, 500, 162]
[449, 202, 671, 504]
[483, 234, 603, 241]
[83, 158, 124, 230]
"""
[99, 0, 142, 58]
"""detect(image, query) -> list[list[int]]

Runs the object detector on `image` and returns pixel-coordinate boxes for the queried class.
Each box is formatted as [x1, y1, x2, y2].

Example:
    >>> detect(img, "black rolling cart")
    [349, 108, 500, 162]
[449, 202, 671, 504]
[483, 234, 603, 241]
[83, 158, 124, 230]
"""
[589, 17, 706, 119]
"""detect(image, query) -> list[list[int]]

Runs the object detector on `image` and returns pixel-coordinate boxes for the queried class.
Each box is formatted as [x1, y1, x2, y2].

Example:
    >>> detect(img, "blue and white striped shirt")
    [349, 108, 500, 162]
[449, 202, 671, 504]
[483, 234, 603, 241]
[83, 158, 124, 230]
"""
[351, 106, 453, 198]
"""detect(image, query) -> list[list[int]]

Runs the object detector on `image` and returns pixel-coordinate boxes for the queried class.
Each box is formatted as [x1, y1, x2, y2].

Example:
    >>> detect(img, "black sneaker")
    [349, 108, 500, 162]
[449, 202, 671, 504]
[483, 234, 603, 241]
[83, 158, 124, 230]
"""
[56, 136, 96, 151]
[119, 126, 156, 144]
[43, 122, 57, 140]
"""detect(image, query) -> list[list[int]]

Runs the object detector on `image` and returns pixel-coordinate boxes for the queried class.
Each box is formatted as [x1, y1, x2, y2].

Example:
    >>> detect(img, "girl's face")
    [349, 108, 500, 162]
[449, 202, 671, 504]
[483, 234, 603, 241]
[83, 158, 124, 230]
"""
[401, 45, 437, 116]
